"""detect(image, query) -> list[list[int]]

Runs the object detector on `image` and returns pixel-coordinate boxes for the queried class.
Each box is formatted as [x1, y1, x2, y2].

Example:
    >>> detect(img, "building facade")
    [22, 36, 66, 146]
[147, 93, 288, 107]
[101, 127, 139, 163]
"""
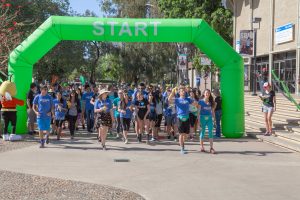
[227, 0, 300, 95]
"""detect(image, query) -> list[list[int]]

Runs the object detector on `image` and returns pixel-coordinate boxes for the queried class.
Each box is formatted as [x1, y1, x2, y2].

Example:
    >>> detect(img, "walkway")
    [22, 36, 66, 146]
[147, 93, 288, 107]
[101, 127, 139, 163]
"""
[1, 133, 300, 200]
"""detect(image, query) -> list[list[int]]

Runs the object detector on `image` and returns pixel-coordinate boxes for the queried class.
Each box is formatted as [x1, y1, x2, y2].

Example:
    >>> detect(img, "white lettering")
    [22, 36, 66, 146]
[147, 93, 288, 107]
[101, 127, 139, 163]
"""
[107, 21, 118, 36]
[119, 22, 132, 36]
[150, 21, 161, 36]
[93, 21, 104, 36]
[135, 22, 148, 36]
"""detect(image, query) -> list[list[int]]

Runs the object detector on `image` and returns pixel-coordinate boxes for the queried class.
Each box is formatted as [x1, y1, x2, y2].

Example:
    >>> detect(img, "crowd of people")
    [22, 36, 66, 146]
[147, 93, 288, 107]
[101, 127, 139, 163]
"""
[25, 81, 223, 154]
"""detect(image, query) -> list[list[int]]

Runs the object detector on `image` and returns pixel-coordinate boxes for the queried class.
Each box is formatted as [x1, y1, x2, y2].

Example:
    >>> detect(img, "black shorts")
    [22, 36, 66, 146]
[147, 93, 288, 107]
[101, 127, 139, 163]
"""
[189, 113, 197, 127]
[55, 120, 64, 128]
[137, 111, 147, 120]
[178, 118, 190, 134]
[120, 118, 131, 131]
[148, 112, 157, 121]
[155, 114, 163, 127]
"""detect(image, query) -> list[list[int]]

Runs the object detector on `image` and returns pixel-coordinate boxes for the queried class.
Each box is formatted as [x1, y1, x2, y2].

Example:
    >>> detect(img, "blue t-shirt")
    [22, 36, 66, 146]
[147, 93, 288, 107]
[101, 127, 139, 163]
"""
[174, 97, 193, 117]
[119, 100, 133, 119]
[33, 94, 53, 119]
[132, 90, 148, 103]
[149, 102, 156, 114]
[113, 97, 120, 117]
[164, 99, 176, 117]
[198, 99, 213, 116]
[94, 98, 112, 113]
[53, 99, 67, 120]
[128, 89, 134, 98]
[82, 92, 94, 111]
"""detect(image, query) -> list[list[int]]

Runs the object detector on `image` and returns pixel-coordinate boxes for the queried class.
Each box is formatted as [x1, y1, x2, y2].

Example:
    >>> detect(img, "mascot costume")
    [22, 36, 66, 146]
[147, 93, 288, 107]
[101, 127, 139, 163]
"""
[0, 76, 24, 141]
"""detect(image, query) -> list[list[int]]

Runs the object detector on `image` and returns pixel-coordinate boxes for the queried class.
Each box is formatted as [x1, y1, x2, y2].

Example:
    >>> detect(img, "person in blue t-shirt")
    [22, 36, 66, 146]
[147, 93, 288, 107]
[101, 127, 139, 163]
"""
[113, 91, 122, 138]
[132, 82, 148, 103]
[33, 85, 54, 148]
[118, 90, 133, 144]
[168, 86, 195, 154]
[82, 84, 94, 132]
[53, 91, 67, 140]
[198, 89, 216, 154]
[94, 89, 114, 150]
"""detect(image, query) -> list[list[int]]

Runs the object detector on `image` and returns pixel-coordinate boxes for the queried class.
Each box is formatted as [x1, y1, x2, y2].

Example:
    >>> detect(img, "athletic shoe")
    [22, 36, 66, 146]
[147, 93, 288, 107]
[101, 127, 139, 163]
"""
[125, 139, 129, 144]
[167, 135, 171, 139]
[180, 149, 187, 155]
[150, 137, 156, 142]
[102, 144, 107, 151]
[39, 139, 45, 148]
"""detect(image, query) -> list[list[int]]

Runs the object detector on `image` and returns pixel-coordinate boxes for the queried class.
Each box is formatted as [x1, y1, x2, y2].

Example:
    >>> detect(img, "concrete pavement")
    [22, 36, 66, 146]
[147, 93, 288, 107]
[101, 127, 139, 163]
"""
[0, 135, 300, 200]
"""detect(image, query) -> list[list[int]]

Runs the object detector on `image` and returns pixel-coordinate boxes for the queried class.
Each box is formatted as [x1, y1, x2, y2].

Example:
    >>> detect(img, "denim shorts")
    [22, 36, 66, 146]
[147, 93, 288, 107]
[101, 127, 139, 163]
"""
[262, 105, 274, 113]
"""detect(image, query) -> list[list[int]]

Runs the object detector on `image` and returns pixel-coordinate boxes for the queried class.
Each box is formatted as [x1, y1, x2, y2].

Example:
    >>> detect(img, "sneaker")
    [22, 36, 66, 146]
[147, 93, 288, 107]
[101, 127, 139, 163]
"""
[39, 139, 45, 148]
[264, 131, 270, 136]
[102, 144, 107, 151]
[150, 137, 156, 142]
[125, 139, 129, 144]
[167, 135, 171, 139]
[180, 149, 187, 155]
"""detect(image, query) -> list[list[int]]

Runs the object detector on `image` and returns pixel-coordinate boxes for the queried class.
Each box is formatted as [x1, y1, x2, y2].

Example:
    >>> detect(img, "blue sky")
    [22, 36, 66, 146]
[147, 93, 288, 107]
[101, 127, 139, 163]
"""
[69, 0, 102, 16]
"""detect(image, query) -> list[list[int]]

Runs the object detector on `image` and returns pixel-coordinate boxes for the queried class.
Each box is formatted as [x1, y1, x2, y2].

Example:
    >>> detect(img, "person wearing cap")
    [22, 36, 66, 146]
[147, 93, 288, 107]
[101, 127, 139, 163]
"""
[94, 89, 114, 150]
[33, 85, 54, 148]
[259, 82, 276, 136]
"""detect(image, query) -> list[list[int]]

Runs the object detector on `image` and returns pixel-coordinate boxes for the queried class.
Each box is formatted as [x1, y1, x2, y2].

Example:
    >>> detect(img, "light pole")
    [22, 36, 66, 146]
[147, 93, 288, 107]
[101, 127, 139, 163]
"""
[252, 17, 261, 96]
[184, 47, 189, 85]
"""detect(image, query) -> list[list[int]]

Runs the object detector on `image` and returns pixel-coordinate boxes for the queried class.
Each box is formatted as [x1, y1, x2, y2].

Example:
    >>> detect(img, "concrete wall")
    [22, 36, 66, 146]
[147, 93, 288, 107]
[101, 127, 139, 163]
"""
[234, 0, 298, 55]
[273, 0, 298, 52]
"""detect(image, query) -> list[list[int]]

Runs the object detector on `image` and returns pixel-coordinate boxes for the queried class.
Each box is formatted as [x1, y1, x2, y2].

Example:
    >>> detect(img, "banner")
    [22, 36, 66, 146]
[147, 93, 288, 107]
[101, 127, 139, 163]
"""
[239, 30, 253, 55]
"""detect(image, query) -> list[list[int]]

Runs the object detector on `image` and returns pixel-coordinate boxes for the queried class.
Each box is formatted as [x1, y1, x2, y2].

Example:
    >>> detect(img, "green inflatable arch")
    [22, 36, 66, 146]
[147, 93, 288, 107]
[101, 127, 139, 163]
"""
[8, 16, 244, 138]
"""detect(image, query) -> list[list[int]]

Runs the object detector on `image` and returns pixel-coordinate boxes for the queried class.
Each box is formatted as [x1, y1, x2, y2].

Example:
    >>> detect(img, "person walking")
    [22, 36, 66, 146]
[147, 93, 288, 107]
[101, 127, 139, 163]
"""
[134, 91, 150, 143]
[168, 86, 194, 154]
[82, 84, 94, 133]
[148, 92, 157, 142]
[67, 91, 81, 139]
[259, 82, 276, 136]
[26, 83, 37, 135]
[188, 89, 199, 141]
[213, 89, 222, 138]
[53, 91, 67, 140]
[94, 89, 114, 150]
[33, 85, 54, 148]
[118, 90, 133, 144]
[154, 90, 163, 141]
[198, 89, 216, 154]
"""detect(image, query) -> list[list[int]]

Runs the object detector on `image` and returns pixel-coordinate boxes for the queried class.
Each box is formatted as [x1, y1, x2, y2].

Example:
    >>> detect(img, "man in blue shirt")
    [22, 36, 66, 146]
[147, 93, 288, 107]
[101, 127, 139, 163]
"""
[168, 86, 195, 154]
[33, 85, 54, 148]
[132, 82, 148, 103]
[82, 84, 94, 133]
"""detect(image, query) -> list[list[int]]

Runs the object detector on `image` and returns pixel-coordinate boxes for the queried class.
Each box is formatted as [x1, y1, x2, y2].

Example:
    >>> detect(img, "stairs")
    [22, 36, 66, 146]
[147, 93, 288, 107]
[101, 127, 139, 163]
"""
[245, 92, 300, 152]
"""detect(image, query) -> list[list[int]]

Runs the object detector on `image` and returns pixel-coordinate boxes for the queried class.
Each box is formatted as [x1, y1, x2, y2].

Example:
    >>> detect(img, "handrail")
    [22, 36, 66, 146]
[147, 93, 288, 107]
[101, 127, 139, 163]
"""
[271, 70, 300, 111]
